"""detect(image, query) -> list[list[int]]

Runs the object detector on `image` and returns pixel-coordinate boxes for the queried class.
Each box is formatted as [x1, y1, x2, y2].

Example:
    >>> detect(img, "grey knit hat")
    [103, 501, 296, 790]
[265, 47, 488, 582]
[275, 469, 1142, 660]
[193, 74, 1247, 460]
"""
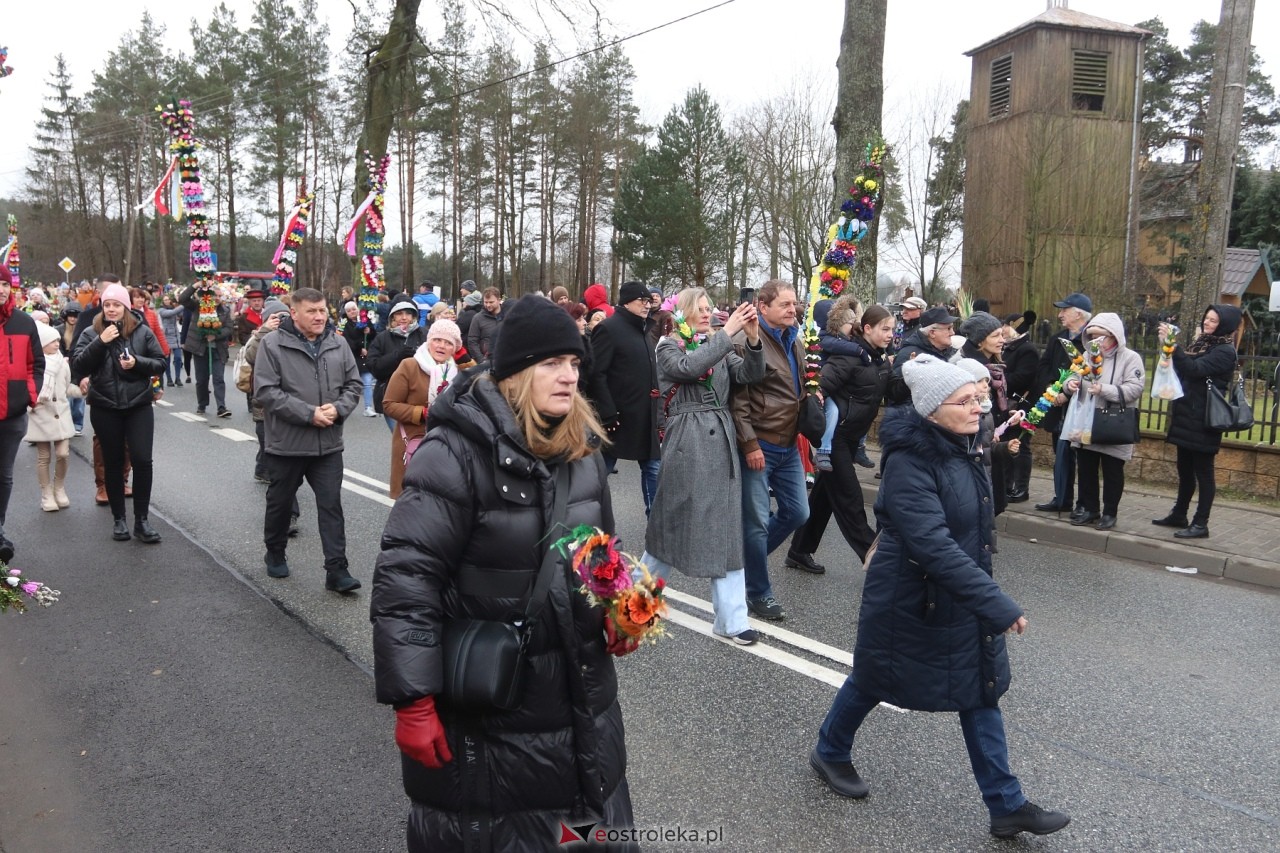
[959, 311, 1002, 344]
[955, 357, 991, 383]
[901, 354, 977, 417]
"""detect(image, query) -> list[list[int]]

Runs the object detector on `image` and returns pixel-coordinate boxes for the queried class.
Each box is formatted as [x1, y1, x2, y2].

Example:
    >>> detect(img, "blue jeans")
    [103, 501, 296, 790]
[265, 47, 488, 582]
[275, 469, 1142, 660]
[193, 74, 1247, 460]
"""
[69, 397, 85, 431]
[167, 350, 183, 384]
[819, 398, 838, 454]
[741, 443, 809, 601]
[641, 552, 748, 636]
[360, 371, 375, 410]
[816, 676, 1026, 818]
[1052, 435, 1076, 508]
[603, 454, 661, 515]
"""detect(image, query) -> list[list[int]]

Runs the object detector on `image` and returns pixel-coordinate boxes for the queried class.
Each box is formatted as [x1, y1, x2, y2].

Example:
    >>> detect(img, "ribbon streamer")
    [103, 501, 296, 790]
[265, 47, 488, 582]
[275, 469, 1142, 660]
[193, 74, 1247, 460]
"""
[136, 157, 179, 216]
[272, 202, 305, 265]
[340, 190, 377, 256]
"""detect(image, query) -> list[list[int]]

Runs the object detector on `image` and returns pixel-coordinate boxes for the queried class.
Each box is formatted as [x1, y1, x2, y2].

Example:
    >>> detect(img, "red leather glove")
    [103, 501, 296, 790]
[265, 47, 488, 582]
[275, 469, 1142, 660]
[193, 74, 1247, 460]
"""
[604, 618, 640, 658]
[394, 695, 453, 768]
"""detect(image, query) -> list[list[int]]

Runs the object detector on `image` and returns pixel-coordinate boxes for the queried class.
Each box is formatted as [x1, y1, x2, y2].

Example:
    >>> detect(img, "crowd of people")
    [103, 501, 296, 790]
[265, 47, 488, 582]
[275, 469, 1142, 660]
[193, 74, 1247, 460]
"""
[3, 268, 1254, 849]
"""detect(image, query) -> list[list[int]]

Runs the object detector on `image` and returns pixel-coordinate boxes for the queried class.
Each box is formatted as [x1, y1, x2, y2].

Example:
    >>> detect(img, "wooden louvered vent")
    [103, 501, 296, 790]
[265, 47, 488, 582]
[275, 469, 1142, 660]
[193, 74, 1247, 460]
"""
[989, 54, 1012, 119]
[1072, 50, 1108, 112]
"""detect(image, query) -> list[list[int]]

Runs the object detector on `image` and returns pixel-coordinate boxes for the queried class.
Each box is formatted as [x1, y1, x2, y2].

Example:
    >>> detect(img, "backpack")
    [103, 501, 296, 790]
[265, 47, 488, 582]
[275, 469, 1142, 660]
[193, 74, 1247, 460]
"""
[233, 345, 253, 394]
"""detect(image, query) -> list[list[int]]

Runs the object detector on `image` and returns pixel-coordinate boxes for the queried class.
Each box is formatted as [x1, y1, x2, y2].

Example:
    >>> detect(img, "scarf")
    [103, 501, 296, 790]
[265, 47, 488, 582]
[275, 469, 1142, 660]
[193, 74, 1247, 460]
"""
[243, 307, 263, 329]
[414, 345, 454, 407]
[1187, 332, 1231, 356]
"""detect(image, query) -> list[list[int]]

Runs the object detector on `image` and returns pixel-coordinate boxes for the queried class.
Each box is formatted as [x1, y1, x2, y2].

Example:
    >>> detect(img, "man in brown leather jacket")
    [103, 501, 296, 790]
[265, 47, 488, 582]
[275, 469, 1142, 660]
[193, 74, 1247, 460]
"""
[731, 280, 810, 621]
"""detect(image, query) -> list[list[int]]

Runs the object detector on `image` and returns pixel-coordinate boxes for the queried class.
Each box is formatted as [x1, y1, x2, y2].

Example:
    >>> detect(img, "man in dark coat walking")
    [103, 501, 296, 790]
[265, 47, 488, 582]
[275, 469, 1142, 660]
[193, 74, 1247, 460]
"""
[590, 281, 661, 513]
[179, 281, 234, 417]
[1031, 292, 1091, 513]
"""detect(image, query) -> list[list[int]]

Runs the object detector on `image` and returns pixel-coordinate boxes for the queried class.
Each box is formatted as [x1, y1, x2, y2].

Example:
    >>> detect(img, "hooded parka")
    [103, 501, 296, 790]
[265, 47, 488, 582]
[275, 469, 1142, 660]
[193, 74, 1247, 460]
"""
[853, 405, 1023, 712]
[366, 297, 426, 413]
[1166, 304, 1242, 454]
[370, 368, 635, 851]
[1064, 312, 1144, 462]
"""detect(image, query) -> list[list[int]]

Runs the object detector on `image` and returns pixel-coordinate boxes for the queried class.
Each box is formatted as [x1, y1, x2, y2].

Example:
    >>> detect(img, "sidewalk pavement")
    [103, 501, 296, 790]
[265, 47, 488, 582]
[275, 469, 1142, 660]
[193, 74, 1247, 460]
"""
[857, 450, 1280, 591]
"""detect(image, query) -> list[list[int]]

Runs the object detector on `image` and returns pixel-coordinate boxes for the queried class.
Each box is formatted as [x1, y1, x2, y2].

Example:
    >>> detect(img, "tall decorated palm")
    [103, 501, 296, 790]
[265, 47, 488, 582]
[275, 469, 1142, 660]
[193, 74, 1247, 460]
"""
[341, 152, 391, 330]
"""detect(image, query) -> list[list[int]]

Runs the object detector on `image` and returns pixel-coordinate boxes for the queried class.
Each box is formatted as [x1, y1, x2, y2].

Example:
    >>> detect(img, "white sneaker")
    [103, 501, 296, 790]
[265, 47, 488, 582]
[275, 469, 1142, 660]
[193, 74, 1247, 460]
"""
[364, 407, 377, 417]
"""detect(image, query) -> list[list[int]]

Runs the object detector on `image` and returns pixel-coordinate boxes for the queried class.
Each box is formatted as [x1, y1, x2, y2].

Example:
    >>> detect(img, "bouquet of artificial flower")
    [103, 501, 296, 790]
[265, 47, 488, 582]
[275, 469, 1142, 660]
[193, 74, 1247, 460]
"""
[555, 526, 667, 644]
[1, 566, 61, 614]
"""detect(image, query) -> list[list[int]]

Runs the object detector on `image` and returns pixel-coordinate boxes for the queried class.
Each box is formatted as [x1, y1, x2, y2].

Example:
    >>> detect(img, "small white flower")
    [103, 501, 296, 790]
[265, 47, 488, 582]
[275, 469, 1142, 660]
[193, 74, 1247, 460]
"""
[4, 576, 18, 587]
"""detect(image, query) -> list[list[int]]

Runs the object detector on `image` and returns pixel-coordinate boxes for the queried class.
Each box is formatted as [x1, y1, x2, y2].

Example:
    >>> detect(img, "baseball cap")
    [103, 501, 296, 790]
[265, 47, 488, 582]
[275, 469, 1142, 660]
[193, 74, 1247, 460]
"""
[1052, 292, 1092, 312]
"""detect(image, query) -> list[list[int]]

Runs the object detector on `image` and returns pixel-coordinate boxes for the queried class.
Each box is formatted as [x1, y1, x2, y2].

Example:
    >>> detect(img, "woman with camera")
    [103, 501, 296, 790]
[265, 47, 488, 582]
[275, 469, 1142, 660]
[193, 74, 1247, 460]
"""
[72, 283, 167, 543]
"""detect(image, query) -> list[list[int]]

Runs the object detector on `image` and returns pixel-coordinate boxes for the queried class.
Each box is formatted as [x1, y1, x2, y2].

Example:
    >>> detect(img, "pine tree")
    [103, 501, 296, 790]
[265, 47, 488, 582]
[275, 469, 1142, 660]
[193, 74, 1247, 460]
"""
[614, 87, 737, 291]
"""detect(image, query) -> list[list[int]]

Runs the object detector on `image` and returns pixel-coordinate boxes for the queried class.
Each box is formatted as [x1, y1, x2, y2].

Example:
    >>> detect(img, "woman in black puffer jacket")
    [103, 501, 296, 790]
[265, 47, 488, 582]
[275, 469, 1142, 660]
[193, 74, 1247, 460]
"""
[366, 295, 427, 430]
[371, 295, 638, 853]
[1154, 304, 1242, 539]
[72, 283, 167, 543]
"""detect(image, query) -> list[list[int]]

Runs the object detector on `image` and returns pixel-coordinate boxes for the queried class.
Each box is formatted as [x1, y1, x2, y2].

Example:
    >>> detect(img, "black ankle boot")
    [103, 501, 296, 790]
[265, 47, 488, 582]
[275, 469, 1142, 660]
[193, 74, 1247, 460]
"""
[1174, 522, 1209, 539]
[112, 518, 132, 541]
[1152, 510, 1189, 528]
[134, 517, 162, 544]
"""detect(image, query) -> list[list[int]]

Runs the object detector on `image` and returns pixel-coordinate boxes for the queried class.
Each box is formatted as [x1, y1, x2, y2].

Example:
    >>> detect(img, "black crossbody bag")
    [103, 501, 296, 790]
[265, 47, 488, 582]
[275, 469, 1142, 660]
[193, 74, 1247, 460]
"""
[442, 465, 569, 711]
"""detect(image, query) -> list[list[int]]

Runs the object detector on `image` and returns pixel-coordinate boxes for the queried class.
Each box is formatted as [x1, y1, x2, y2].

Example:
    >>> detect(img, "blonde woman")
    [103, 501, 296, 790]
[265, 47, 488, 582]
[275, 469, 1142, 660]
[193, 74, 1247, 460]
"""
[372, 295, 638, 851]
[641, 287, 764, 644]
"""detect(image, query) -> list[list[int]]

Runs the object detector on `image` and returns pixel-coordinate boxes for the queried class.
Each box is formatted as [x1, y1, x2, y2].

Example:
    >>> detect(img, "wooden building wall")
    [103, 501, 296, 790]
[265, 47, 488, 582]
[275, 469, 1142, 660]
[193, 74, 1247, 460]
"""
[962, 25, 1145, 320]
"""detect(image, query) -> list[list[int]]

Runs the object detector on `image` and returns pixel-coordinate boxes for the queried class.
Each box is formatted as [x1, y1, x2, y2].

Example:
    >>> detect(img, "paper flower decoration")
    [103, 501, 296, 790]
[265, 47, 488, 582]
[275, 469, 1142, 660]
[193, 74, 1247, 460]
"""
[271, 188, 316, 296]
[156, 99, 213, 281]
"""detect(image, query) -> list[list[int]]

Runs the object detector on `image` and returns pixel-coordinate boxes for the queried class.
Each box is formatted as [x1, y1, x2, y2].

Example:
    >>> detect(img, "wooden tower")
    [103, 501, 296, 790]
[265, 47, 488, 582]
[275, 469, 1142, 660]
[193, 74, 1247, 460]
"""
[961, 4, 1150, 318]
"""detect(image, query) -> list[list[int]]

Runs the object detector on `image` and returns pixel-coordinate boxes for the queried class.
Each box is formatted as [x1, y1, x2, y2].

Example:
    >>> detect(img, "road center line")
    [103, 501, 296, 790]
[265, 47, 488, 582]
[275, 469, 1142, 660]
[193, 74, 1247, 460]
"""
[342, 480, 395, 507]
[209, 427, 255, 442]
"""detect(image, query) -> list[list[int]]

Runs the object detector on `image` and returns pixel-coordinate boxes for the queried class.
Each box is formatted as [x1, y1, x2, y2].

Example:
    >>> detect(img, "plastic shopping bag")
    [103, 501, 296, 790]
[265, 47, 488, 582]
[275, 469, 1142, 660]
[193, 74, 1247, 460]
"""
[1061, 390, 1092, 444]
[1150, 357, 1185, 401]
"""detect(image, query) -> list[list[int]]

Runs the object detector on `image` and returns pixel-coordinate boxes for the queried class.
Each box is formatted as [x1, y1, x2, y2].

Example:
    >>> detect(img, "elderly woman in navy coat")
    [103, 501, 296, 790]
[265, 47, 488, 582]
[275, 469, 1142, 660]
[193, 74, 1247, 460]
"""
[808, 355, 1070, 839]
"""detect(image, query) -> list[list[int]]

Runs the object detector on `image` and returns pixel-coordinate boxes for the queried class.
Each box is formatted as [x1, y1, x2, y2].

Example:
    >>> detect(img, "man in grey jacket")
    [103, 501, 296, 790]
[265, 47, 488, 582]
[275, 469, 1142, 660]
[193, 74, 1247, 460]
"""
[254, 288, 364, 592]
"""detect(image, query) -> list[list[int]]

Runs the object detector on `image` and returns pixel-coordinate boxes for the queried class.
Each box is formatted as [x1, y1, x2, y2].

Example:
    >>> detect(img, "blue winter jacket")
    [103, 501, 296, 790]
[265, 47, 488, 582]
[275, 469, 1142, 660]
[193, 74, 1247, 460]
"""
[852, 405, 1023, 712]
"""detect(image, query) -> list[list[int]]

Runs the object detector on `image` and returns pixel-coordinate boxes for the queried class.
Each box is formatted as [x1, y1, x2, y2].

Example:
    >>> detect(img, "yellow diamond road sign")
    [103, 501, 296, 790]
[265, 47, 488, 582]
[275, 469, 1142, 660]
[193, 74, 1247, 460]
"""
[58, 257, 75, 273]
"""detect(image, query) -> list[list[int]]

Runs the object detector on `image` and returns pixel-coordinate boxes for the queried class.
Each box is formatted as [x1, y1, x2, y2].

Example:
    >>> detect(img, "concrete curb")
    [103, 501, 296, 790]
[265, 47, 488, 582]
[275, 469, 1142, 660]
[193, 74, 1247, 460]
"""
[859, 482, 1280, 591]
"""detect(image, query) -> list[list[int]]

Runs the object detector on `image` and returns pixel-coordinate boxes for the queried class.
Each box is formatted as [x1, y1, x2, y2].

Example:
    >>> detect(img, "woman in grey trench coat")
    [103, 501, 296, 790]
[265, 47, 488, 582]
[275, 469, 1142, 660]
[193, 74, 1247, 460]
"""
[642, 288, 765, 645]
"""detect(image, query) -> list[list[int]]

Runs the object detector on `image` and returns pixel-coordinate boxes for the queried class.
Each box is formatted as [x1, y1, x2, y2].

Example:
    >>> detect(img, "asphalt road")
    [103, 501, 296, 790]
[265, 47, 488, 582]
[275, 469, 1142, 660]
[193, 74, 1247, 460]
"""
[3, 380, 1279, 852]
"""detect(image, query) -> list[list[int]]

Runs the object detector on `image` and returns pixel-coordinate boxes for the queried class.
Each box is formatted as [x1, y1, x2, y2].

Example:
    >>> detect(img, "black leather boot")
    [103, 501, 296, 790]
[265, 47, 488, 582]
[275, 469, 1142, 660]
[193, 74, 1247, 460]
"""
[1174, 522, 1209, 539]
[134, 517, 162, 544]
[112, 518, 132, 541]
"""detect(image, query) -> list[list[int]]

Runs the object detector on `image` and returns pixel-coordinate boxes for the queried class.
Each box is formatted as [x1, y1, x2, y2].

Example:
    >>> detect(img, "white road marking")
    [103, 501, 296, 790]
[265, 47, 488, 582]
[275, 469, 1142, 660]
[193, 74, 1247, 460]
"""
[343, 468, 390, 490]
[342, 480, 395, 507]
[663, 608, 849, 688]
[155, 399, 173, 408]
[171, 412, 207, 423]
[665, 588, 854, 667]
[209, 427, 255, 442]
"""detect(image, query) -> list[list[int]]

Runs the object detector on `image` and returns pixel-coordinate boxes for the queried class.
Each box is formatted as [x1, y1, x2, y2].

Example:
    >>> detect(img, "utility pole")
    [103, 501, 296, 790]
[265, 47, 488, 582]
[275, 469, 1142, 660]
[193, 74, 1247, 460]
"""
[1181, 0, 1256, 336]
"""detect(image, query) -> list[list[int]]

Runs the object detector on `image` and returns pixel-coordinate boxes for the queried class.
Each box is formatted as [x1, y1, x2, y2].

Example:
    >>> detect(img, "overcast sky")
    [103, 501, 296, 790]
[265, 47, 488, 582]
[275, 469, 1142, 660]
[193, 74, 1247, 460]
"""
[0, 0, 1276, 232]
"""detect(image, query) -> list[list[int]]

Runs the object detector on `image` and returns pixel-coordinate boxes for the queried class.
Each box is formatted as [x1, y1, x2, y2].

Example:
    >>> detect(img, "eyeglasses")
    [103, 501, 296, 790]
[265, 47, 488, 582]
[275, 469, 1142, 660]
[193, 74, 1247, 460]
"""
[938, 395, 983, 409]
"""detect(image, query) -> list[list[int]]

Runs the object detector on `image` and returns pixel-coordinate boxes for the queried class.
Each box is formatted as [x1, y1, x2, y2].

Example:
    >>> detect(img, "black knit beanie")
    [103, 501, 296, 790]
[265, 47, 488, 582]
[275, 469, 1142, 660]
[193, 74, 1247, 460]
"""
[490, 294, 585, 380]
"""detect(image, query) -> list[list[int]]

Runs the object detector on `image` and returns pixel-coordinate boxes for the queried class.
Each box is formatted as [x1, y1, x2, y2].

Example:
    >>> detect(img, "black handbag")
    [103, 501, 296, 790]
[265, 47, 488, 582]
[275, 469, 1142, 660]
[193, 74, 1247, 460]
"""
[798, 393, 826, 446]
[1087, 400, 1139, 445]
[441, 465, 569, 711]
[1205, 375, 1254, 433]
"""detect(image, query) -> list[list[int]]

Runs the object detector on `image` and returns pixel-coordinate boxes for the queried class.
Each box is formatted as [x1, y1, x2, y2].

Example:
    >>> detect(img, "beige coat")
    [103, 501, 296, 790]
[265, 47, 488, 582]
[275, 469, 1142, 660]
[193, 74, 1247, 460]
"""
[26, 351, 75, 443]
[382, 354, 475, 498]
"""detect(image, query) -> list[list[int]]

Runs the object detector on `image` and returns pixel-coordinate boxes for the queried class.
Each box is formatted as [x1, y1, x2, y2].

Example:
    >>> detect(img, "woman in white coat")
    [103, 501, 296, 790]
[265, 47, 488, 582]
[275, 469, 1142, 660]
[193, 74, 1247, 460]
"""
[26, 322, 76, 511]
